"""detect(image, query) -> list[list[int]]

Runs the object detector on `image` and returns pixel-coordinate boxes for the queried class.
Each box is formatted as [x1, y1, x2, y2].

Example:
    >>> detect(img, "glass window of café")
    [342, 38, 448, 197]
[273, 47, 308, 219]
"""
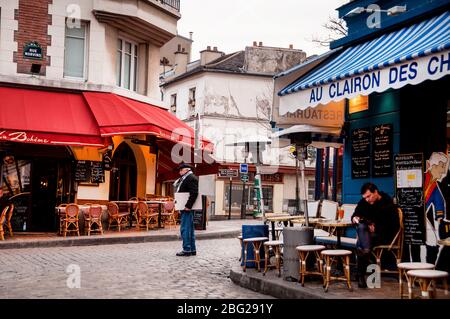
[64, 21, 89, 79]
[223, 184, 273, 213]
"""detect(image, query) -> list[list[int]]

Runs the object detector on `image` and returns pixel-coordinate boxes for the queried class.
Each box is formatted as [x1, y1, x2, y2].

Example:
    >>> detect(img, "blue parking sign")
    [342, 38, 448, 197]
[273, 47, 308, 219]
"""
[239, 163, 248, 174]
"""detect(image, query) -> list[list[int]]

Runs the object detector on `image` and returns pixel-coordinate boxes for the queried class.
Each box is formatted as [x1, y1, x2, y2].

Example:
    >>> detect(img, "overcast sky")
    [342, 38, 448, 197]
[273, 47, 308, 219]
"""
[177, 0, 348, 61]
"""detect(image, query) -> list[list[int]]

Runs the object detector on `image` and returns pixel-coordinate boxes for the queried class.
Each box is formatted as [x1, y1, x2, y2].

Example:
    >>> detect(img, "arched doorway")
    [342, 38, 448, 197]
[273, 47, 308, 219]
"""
[109, 143, 137, 201]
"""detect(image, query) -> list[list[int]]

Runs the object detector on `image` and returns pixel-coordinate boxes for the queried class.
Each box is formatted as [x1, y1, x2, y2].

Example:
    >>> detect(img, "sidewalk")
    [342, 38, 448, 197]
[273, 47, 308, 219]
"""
[0, 218, 262, 250]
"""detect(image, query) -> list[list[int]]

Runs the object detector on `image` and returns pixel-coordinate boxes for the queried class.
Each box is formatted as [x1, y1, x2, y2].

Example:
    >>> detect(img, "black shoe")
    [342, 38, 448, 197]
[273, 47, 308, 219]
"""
[176, 251, 191, 257]
[190, 251, 196, 256]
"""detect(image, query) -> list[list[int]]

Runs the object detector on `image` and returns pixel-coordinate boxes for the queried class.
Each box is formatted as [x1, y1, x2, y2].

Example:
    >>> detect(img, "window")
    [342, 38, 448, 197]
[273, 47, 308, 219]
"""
[64, 22, 88, 78]
[170, 94, 177, 113]
[188, 87, 196, 116]
[116, 39, 138, 91]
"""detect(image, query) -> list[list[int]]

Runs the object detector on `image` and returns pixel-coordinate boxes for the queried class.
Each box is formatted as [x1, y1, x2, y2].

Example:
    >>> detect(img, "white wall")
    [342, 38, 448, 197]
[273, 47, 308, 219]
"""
[215, 180, 225, 215]
[272, 184, 284, 213]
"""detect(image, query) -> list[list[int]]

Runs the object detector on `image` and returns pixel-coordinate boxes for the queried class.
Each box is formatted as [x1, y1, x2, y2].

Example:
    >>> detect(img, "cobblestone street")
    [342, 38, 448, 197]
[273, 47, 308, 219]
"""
[0, 238, 272, 299]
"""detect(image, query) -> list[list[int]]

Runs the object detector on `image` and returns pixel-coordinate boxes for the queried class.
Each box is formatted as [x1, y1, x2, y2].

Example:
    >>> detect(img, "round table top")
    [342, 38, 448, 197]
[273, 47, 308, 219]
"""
[243, 237, 269, 242]
[407, 269, 449, 278]
[317, 220, 353, 227]
[296, 245, 326, 251]
[321, 249, 352, 256]
[264, 240, 283, 246]
[397, 262, 435, 270]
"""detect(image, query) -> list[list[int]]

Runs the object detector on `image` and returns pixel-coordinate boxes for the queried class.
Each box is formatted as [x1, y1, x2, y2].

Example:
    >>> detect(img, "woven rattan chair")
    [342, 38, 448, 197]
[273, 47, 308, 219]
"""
[63, 203, 80, 237]
[85, 205, 103, 236]
[106, 202, 129, 231]
[161, 201, 177, 228]
[136, 201, 158, 231]
[372, 208, 404, 274]
[4, 204, 14, 237]
[0, 206, 9, 240]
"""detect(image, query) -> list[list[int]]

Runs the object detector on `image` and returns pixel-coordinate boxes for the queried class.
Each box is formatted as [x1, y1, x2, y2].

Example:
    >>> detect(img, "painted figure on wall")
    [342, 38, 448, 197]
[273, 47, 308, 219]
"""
[424, 152, 449, 265]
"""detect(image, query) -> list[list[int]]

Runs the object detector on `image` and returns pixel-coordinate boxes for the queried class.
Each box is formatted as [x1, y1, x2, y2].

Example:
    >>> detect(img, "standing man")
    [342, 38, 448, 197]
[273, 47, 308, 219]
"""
[174, 163, 198, 257]
[351, 182, 399, 288]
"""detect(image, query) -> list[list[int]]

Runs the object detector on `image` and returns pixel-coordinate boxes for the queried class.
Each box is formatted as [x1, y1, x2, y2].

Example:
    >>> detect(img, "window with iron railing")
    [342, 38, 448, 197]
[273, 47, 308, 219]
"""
[158, 0, 180, 11]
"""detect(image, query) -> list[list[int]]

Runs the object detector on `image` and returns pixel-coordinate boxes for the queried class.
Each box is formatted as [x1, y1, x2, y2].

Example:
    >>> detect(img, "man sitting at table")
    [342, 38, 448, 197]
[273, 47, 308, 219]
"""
[351, 182, 399, 288]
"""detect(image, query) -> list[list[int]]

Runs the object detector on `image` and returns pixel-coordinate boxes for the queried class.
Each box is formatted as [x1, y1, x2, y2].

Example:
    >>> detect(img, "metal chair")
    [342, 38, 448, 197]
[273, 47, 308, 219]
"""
[372, 208, 403, 274]
[263, 240, 283, 277]
[161, 200, 177, 228]
[243, 237, 269, 272]
[321, 249, 353, 292]
[296, 245, 326, 286]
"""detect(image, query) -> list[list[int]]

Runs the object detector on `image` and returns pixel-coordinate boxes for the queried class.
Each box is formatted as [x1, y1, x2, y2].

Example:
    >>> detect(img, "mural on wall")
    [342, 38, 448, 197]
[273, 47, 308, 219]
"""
[423, 152, 449, 265]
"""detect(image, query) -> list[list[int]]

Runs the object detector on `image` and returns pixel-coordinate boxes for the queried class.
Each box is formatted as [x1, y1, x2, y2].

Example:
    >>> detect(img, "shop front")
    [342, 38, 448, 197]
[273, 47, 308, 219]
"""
[277, 8, 450, 268]
[0, 86, 213, 233]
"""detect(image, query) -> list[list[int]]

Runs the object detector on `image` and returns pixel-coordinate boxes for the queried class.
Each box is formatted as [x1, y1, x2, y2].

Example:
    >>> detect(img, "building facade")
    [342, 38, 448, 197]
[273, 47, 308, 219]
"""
[0, 0, 211, 232]
[161, 43, 320, 217]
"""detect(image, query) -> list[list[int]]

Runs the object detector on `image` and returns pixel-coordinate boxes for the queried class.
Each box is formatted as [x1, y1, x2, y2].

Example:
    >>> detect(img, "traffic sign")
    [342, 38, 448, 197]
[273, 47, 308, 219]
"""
[239, 163, 249, 174]
[240, 174, 249, 183]
[218, 169, 238, 178]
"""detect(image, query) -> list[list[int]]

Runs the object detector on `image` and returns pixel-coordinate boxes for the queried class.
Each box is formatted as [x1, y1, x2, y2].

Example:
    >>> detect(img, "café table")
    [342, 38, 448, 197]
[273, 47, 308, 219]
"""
[316, 220, 353, 248]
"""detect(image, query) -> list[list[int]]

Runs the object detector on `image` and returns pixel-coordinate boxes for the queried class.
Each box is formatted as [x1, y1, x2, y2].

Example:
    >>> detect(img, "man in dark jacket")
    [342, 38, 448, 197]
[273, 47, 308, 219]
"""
[174, 163, 199, 257]
[351, 182, 399, 288]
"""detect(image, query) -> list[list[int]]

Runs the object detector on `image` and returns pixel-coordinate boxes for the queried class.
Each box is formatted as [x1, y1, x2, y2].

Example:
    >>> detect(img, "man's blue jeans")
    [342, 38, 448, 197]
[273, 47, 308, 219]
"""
[180, 210, 196, 253]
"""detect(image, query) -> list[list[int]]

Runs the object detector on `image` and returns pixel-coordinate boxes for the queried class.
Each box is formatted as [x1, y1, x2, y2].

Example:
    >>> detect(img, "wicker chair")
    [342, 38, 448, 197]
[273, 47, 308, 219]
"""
[62, 203, 80, 237]
[106, 202, 129, 231]
[0, 206, 9, 240]
[161, 201, 177, 228]
[84, 205, 103, 236]
[372, 208, 404, 274]
[128, 197, 139, 225]
[136, 201, 158, 231]
[4, 204, 14, 237]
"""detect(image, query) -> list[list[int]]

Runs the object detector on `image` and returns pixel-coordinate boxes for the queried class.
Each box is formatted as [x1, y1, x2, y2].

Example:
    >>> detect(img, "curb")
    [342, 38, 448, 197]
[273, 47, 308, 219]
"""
[230, 267, 333, 299]
[0, 230, 242, 250]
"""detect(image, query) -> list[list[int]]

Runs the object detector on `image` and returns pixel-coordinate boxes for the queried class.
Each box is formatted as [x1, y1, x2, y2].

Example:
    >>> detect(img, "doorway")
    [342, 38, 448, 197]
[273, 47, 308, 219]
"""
[109, 143, 137, 201]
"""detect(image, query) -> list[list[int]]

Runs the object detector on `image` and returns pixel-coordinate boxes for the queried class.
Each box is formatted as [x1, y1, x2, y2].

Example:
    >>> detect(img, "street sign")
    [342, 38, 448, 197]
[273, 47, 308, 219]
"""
[240, 174, 249, 183]
[218, 169, 238, 178]
[239, 163, 249, 174]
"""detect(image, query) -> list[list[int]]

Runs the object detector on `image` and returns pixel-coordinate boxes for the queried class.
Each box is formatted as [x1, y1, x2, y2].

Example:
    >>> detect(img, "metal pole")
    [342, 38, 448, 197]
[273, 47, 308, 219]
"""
[295, 157, 300, 215]
[240, 158, 247, 220]
[228, 177, 232, 220]
[299, 146, 309, 227]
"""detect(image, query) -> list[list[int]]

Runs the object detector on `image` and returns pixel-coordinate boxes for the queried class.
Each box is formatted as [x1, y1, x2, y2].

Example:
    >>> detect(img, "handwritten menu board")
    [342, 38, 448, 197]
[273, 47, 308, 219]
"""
[90, 161, 105, 183]
[351, 128, 370, 179]
[74, 161, 105, 184]
[74, 161, 91, 182]
[194, 195, 207, 230]
[395, 153, 425, 245]
[372, 124, 393, 177]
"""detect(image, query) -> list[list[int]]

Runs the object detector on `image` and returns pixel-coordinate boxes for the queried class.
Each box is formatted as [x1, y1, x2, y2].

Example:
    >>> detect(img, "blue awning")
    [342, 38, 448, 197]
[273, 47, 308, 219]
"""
[279, 11, 450, 113]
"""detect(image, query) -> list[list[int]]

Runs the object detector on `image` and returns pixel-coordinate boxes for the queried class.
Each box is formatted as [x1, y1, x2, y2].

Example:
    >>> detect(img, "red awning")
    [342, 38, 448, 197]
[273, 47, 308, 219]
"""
[0, 87, 213, 151]
[82, 92, 212, 150]
[0, 87, 107, 147]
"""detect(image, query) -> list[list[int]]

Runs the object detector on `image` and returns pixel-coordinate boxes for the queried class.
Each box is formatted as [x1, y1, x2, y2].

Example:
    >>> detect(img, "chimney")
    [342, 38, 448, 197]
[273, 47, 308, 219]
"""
[259, 41, 263, 47]
[253, 41, 257, 46]
[189, 32, 193, 40]
[289, 44, 294, 49]
[200, 46, 224, 66]
[174, 45, 188, 76]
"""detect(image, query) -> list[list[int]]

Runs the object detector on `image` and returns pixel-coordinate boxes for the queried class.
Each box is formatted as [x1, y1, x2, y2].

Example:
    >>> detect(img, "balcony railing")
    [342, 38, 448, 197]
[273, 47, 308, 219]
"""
[158, 0, 180, 11]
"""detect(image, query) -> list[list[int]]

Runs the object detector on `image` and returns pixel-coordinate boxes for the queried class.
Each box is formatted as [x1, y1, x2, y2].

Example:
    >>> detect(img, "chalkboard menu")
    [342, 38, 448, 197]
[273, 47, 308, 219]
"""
[74, 161, 105, 184]
[91, 161, 105, 183]
[194, 195, 207, 230]
[394, 153, 425, 245]
[74, 161, 91, 182]
[351, 127, 370, 179]
[372, 124, 393, 177]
